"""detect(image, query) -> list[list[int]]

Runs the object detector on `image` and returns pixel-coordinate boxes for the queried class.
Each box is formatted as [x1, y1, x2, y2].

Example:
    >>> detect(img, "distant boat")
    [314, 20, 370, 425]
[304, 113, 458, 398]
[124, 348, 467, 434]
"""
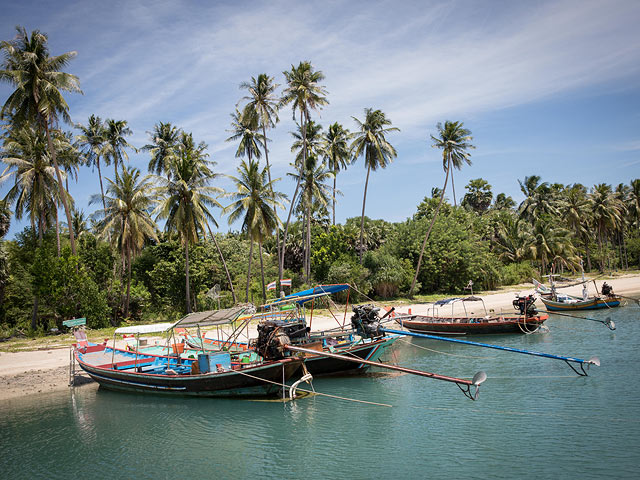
[533, 277, 621, 311]
[395, 295, 548, 335]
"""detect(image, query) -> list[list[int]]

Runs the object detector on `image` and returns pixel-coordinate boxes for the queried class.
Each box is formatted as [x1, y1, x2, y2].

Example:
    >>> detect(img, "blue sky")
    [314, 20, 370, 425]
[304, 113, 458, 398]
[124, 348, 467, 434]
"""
[1, 0, 639, 239]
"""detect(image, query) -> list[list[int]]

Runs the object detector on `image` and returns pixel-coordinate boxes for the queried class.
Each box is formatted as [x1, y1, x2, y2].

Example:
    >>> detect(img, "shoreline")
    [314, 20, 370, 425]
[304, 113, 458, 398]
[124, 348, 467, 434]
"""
[1, 274, 638, 401]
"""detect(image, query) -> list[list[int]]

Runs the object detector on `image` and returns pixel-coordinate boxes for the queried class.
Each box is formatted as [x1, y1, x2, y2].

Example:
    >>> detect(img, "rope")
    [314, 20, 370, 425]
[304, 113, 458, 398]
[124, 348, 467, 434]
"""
[233, 367, 392, 407]
[398, 338, 495, 359]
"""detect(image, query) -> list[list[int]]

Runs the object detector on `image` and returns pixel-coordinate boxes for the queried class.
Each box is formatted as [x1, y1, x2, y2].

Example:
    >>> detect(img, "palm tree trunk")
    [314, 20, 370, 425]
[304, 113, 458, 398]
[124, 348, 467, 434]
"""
[262, 124, 282, 284]
[451, 170, 457, 207]
[259, 238, 266, 303]
[279, 110, 306, 274]
[207, 225, 237, 303]
[332, 175, 337, 226]
[125, 238, 132, 318]
[280, 177, 301, 274]
[31, 212, 45, 331]
[307, 204, 311, 281]
[55, 206, 61, 257]
[409, 154, 451, 296]
[246, 239, 254, 302]
[97, 157, 106, 211]
[185, 241, 191, 313]
[359, 164, 372, 264]
[45, 120, 76, 255]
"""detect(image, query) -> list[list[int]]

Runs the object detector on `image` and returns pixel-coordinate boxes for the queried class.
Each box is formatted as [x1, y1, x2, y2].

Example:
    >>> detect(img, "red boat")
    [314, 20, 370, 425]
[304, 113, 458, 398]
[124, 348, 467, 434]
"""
[395, 295, 548, 335]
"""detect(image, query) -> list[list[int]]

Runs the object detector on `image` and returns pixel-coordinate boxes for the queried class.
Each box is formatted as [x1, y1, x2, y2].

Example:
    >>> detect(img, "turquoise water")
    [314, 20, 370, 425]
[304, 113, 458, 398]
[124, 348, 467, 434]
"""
[2, 305, 639, 479]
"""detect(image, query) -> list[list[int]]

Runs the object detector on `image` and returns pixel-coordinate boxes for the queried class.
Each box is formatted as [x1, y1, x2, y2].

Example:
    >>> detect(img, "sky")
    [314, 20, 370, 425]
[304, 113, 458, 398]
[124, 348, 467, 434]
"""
[1, 0, 639, 239]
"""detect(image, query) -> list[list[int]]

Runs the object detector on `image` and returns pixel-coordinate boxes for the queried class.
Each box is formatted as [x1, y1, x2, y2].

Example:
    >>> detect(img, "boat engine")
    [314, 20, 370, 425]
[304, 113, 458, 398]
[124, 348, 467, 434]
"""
[251, 321, 310, 360]
[351, 304, 384, 338]
[513, 294, 538, 316]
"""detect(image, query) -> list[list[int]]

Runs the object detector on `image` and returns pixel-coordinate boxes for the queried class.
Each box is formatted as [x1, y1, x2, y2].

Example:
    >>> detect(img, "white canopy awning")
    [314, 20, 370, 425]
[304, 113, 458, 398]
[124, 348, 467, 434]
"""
[114, 322, 175, 335]
[172, 306, 252, 328]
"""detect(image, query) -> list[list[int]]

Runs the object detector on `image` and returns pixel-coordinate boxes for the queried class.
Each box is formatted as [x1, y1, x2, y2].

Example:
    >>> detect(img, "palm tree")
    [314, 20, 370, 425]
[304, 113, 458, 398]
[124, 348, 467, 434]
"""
[91, 166, 157, 318]
[629, 179, 640, 231]
[410, 121, 474, 296]
[1, 124, 62, 244]
[154, 133, 222, 313]
[224, 159, 284, 302]
[561, 184, 592, 270]
[0, 26, 82, 255]
[350, 108, 399, 263]
[291, 120, 324, 163]
[143, 121, 181, 177]
[239, 74, 282, 279]
[462, 178, 493, 213]
[323, 122, 352, 225]
[1, 123, 68, 329]
[0, 200, 10, 238]
[279, 61, 328, 275]
[104, 119, 134, 179]
[518, 175, 558, 225]
[287, 155, 333, 281]
[76, 115, 108, 210]
[589, 183, 623, 271]
[226, 108, 263, 162]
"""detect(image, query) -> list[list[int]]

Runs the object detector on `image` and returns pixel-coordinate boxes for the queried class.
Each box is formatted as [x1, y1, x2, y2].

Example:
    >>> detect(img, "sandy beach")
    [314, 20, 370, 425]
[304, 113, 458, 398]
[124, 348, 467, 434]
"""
[1, 274, 638, 401]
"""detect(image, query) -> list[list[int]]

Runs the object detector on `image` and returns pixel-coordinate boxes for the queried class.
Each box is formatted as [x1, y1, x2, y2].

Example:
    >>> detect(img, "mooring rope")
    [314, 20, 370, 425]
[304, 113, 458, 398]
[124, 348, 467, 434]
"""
[398, 338, 495, 359]
[233, 367, 392, 407]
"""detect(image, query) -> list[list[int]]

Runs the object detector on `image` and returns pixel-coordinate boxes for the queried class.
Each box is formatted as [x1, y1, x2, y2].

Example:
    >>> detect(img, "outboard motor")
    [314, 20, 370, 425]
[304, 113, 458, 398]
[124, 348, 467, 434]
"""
[251, 321, 310, 360]
[513, 294, 538, 316]
[351, 304, 384, 339]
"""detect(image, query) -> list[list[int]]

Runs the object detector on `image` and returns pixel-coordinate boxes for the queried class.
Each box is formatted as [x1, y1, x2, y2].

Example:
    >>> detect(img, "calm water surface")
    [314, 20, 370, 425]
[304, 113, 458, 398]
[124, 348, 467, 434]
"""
[2, 305, 639, 479]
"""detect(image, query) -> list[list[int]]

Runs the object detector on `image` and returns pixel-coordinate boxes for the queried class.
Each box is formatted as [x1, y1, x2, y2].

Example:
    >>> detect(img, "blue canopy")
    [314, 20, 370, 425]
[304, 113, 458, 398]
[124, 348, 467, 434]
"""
[265, 284, 350, 307]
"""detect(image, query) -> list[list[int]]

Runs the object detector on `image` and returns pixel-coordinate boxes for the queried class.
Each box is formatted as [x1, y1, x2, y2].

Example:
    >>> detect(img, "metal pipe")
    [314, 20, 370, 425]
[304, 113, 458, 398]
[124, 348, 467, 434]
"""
[382, 328, 598, 366]
[284, 344, 478, 386]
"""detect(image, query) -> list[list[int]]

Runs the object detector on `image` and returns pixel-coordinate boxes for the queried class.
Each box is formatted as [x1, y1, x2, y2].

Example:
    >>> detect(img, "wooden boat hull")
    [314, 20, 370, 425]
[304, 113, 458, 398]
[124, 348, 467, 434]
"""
[540, 296, 620, 311]
[297, 335, 400, 376]
[76, 347, 301, 397]
[396, 314, 548, 335]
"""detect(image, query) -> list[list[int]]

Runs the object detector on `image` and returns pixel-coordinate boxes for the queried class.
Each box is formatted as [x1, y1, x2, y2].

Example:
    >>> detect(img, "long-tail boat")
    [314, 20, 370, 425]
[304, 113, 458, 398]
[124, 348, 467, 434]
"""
[73, 307, 302, 397]
[533, 276, 621, 311]
[184, 284, 401, 376]
[395, 294, 548, 335]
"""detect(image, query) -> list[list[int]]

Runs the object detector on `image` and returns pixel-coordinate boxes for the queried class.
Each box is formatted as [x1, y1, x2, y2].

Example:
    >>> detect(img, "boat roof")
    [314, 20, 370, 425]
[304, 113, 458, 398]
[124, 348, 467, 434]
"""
[434, 296, 483, 306]
[263, 284, 350, 308]
[113, 306, 251, 335]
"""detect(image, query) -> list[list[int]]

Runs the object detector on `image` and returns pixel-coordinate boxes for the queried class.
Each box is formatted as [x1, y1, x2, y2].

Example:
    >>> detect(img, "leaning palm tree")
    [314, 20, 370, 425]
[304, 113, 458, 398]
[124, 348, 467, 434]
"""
[239, 74, 282, 279]
[287, 155, 333, 281]
[224, 159, 284, 302]
[104, 118, 134, 179]
[91, 166, 158, 318]
[154, 134, 223, 313]
[143, 121, 181, 177]
[0, 26, 82, 254]
[76, 115, 108, 210]
[350, 108, 399, 263]
[323, 122, 352, 225]
[410, 121, 474, 296]
[279, 61, 328, 274]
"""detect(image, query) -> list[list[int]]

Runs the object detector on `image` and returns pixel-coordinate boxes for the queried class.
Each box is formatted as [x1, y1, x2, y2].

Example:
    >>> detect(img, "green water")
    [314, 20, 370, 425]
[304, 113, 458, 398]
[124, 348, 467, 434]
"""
[2, 305, 639, 479]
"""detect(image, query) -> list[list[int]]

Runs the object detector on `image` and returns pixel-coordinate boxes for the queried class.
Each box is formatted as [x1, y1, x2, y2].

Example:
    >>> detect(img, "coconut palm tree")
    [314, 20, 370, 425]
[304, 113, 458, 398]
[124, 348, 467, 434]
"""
[291, 120, 324, 163]
[350, 108, 399, 263]
[0, 200, 10, 238]
[239, 74, 282, 279]
[154, 133, 223, 313]
[287, 155, 333, 281]
[1, 124, 63, 244]
[410, 121, 474, 296]
[91, 166, 157, 318]
[629, 179, 640, 231]
[561, 184, 593, 270]
[143, 121, 181, 178]
[226, 108, 263, 162]
[76, 115, 109, 210]
[104, 119, 134, 179]
[589, 183, 623, 271]
[224, 159, 284, 302]
[518, 175, 558, 225]
[323, 122, 352, 225]
[279, 61, 328, 275]
[0, 26, 82, 255]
